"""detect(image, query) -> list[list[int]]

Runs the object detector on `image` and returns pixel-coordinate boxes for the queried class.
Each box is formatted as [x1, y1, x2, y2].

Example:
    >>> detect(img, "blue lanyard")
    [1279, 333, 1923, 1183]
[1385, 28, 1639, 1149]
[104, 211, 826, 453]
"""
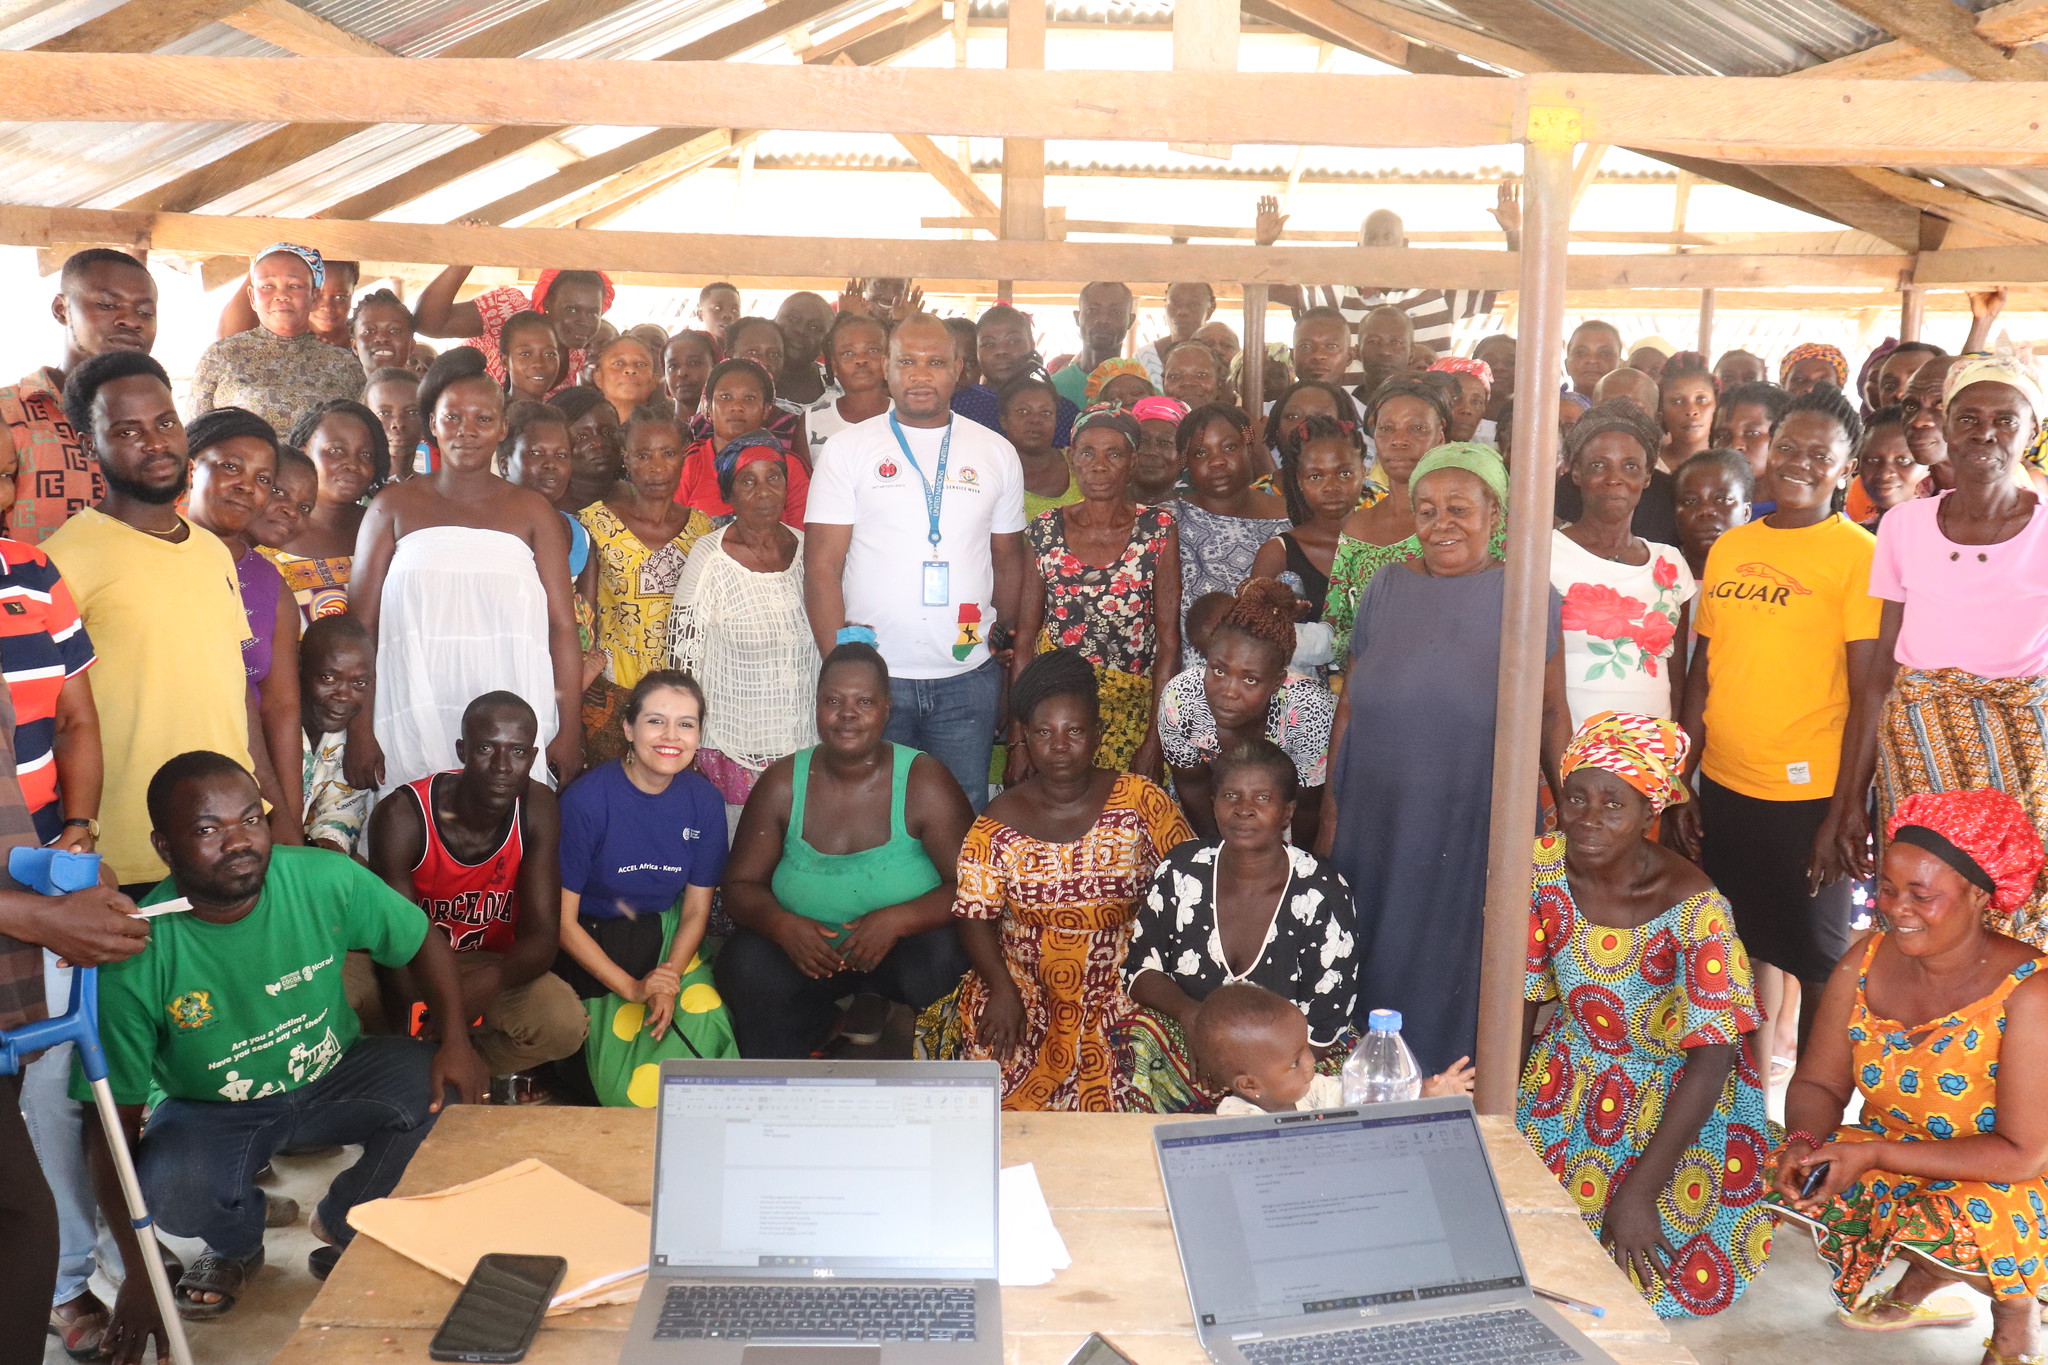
[888, 413, 952, 554]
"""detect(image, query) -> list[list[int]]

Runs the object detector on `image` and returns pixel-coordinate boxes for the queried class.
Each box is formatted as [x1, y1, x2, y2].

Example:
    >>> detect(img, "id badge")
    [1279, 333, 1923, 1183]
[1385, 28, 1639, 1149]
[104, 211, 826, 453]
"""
[922, 560, 951, 607]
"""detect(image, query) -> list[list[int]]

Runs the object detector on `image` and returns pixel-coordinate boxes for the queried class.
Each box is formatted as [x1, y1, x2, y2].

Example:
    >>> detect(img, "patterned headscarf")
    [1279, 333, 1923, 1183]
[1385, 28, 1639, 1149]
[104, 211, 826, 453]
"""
[1072, 402, 1142, 449]
[1857, 336, 1899, 415]
[1130, 395, 1189, 426]
[1780, 342, 1849, 388]
[1943, 353, 2045, 420]
[713, 429, 786, 497]
[1888, 788, 2046, 913]
[1560, 711, 1692, 814]
[1409, 441, 1508, 505]
[531, 268, 617, 316]
[1085, 358, 1150, 402]
[1559, 389, 1593, 418]
[1429, 356, 1494, 391]
[254, 242, 324, 290]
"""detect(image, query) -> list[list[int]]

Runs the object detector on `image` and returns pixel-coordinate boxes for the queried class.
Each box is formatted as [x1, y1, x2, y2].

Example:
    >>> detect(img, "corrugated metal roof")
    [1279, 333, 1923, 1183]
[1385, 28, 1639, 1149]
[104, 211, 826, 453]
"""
[1525, 0, 1880, 76]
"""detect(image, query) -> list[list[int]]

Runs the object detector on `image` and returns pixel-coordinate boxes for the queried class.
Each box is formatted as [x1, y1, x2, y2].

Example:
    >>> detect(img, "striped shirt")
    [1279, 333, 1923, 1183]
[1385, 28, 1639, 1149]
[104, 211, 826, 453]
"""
[0, 537, 94, 822]
[1296, 285, 1498, 354]
[0, 677, 47, 1035]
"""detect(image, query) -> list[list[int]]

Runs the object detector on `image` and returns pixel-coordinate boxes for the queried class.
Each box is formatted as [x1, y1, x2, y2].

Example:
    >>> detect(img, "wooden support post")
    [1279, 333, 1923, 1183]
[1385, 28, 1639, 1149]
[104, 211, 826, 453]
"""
[999, 0, 1045, 244]
[1698, 287, 1715, 357]
[1475, 131, 1572, 1118]
[1901, 274, 1925, 342]
[1242, 282, 1269, 417]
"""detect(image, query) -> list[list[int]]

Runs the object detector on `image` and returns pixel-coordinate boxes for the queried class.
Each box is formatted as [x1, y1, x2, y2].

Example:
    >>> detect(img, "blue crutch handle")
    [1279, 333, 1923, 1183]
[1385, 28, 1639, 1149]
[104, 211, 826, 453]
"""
[0, 846, 107, 1079]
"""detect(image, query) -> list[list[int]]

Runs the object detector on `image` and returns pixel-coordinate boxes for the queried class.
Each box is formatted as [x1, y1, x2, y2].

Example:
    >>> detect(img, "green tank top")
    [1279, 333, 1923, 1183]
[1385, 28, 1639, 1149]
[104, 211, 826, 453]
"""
[771, 743, 942, 942]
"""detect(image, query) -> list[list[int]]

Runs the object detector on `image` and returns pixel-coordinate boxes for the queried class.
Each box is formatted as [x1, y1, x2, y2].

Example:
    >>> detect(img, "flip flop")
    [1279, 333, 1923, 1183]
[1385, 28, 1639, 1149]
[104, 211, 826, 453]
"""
[174, 1246, 264, 1321]
[1837, 1290, 1977, 1331]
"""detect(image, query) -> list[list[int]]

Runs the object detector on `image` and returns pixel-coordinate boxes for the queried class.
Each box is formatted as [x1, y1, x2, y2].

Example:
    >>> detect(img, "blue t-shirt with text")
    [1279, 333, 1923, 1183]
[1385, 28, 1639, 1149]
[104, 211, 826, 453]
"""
[557, 759, 728, 918]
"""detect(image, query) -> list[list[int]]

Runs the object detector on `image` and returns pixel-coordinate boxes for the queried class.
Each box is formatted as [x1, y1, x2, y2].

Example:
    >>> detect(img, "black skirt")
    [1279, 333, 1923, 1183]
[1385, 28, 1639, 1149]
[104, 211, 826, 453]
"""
[553, 911, 666, 1000]
[1698, 774, 1852, 983]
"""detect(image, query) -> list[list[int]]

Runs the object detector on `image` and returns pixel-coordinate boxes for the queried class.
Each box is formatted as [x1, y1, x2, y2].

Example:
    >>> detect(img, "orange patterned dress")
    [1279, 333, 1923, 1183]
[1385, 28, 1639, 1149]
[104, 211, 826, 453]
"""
[919, 773, 1191, 1111]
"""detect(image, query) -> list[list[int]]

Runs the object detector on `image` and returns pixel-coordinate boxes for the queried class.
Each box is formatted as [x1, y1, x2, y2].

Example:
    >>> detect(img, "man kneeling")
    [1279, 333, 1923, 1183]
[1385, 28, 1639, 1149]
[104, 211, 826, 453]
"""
[367, 691, 586, 1090]
[83, 751, 484, 1336]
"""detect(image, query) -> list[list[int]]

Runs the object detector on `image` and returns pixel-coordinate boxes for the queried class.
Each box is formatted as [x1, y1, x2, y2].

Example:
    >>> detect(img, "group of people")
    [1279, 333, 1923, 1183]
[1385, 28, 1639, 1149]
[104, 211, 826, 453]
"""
[1, 212, 2046, 1365]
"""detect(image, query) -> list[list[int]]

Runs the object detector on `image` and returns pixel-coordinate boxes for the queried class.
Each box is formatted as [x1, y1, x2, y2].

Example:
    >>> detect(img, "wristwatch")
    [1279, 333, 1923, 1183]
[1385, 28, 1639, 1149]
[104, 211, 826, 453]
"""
[62, 817, 99, 838]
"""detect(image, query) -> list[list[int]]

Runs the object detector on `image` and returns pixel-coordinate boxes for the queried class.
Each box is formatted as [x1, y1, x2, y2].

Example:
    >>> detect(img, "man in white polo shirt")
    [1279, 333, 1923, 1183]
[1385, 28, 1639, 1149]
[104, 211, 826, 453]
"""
[804, 313, 1026, 809]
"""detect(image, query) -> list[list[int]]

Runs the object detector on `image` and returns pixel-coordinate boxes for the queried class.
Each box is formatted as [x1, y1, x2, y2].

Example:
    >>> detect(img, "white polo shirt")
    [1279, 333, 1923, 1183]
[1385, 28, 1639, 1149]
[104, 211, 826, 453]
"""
[807, 410, 1025, 679]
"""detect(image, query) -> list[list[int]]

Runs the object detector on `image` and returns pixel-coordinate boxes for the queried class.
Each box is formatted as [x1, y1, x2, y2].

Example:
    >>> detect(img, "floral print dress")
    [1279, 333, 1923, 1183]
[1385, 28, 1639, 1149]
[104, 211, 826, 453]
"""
[579, 501, 714, 690]
[1518, 835, 1771, 1318]
[1796, 934, 2048, 1310]
[1029, 505, 1176, 769]
[1550, 530, 1696, 729]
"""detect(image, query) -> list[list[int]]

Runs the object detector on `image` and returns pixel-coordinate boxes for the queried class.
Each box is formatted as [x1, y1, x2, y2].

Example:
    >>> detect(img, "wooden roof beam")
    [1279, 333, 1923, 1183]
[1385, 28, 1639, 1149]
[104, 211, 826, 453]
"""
[1825, 0, 2048, 80]
[29, 0, 245, 52]
[1799, 0, 2048, 78]
[217, 0, 388, 57]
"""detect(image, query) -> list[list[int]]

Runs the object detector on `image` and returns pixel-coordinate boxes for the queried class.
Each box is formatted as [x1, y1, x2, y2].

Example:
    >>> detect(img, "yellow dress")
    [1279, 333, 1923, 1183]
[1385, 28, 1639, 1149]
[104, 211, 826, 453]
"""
[577, 501, 712, 691]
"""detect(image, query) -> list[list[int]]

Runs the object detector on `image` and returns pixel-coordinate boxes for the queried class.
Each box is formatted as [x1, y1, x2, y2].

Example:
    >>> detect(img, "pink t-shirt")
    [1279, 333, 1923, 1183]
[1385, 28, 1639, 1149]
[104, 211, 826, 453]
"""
[1870, 493, 2048, 677]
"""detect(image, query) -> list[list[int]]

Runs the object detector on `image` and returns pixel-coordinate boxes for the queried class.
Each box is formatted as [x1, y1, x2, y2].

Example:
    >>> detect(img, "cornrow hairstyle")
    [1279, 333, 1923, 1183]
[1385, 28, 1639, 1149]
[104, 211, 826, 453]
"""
[1212, 577, 1297, 669]
[412, 345, 497, 468]
[1676, 446, 1756, 502]
[496, 399, 568, 467]
[820, 639, 889, 691]
[497, 310, 567, 395]
[1212, 735, 1301, 805]
[1718, 380, 1790, 429]
[61, 349, 170, 442]
[350, 286, 413, 331]
[705, 356, 777, 409]
[1362, 376, 1453, 437]
[288, 398, 392, 489]
[185, 406, 279, 461]
[1277, 413, 1361, 527]
[1776, 383, 1863, 513]
[1562, 397, 1664, 471]
[1008, 647, 1100, 728]
[1175, 401, 1254, 457]
[1862, 403, 1907, 441]
[1262, 378, 1364, 459]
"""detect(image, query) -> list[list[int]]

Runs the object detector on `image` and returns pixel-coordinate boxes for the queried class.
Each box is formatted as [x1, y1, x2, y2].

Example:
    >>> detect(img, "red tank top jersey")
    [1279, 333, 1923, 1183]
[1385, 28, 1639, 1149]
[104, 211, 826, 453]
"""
[406, 773, 523, 955]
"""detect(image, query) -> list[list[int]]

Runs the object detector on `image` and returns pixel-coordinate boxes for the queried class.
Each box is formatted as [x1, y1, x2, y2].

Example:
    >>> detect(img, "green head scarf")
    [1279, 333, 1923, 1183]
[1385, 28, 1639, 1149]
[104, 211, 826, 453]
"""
[1409, 441, 1508, 506]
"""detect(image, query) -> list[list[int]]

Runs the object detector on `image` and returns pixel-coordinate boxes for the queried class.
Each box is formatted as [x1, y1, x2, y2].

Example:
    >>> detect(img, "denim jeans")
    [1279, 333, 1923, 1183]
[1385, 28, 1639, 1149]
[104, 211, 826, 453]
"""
[883, 659, 1002, 812]
[140, 1034, 440, 1261]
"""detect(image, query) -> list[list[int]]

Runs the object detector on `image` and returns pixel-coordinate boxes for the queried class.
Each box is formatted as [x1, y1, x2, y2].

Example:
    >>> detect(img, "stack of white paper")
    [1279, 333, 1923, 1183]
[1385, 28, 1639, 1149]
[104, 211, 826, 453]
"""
[998, 1162, 1072, 1287]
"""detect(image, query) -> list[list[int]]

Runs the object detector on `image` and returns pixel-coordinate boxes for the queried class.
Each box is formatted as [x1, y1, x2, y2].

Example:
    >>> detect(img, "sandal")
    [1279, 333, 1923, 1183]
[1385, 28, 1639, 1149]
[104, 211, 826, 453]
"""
[1839, 1289, 1978, 1331]
[48, 1291, 109, 1361]
[264, 1193, 301, 1228]
[1983, 1339, 2046, 1364]
[174, 1247, 264, 1321]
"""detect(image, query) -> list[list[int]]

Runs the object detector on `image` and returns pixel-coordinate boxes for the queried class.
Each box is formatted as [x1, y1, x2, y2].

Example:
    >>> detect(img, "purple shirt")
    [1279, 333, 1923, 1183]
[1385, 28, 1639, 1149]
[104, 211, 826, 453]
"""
[236, 545, 284, 686]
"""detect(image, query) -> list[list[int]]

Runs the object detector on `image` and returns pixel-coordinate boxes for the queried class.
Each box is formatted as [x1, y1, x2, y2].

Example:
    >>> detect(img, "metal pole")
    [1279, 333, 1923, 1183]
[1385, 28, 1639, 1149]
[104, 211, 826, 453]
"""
[1473, 136, 1571, 1117]
[1242, 281, 1269, 419]
[1697, 287, 1715, 359]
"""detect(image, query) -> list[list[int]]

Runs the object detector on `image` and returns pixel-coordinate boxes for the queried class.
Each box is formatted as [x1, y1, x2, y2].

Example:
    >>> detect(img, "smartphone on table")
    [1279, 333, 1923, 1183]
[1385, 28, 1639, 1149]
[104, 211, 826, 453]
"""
[428, 1252, 568, 1363]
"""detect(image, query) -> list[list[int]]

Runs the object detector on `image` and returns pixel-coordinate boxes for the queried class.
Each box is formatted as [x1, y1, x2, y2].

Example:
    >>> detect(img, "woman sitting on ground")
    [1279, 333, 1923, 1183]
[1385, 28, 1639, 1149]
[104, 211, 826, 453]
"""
[347, 346, 582, 791]
[1520, 712, 1770, 1319]
[270, 398, 389, 625]
[1157, 578, 1333, 847]
[715, 638, 974, 1058]
[1113, 736, 1359, 1113]
[1012, 406, 1179, 776]
[577, 412, 713, 693]
[1775, 788, 2048, 1365]
[555, 670, 739, 1105]
[918, 650, 1190, 1110]
[669, 434, 819, 831]
[675, 359, 810, 526]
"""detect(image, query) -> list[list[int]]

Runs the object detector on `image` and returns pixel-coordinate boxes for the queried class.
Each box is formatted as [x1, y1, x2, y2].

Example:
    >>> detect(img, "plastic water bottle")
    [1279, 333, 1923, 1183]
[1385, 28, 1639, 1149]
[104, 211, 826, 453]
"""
[1341, 1009, 1423, 1104]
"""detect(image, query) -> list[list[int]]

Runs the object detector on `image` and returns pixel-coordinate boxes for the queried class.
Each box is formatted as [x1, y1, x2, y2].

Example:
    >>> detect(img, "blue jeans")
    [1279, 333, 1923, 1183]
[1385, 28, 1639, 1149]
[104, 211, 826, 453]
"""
[884, 659, 1001, 812]
[140, 1035, 440, 1261]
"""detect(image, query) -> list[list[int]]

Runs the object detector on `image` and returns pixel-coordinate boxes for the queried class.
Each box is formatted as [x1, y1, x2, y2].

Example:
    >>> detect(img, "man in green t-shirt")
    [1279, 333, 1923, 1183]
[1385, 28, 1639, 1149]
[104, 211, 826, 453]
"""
[81, 751, 484, 1341]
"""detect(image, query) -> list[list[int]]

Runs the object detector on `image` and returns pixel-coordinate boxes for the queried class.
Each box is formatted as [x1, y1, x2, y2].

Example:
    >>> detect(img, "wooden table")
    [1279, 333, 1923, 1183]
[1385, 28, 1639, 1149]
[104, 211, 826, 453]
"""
[271, 1107, 1697, 1365]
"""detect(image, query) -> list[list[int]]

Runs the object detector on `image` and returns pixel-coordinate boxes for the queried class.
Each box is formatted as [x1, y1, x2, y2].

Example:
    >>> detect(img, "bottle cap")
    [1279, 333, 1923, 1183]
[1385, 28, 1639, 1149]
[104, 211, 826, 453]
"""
[1368, 1009, 1402, 1033]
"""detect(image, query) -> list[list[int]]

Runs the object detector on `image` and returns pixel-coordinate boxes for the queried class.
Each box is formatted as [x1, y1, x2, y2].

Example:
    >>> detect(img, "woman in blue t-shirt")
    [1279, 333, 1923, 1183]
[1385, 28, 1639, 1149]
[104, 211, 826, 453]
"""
[556, 669, 739, 1105]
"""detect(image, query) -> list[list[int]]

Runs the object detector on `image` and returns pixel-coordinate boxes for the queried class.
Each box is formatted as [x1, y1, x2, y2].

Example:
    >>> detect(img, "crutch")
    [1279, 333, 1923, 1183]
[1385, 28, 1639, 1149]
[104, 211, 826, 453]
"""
[0, 847, 192, 1365]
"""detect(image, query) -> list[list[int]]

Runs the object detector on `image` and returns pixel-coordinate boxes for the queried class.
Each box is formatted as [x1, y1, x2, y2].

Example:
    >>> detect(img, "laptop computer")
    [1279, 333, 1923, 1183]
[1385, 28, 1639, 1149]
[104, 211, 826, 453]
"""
[621, 1059, 1004, 1365]
[1154, 1095, 1619, 1365]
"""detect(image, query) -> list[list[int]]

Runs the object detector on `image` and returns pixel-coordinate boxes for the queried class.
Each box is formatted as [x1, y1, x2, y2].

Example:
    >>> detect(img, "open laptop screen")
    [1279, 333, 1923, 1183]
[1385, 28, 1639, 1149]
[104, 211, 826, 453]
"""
[1158, 1108, 1526, 1328]
[654, 1074, 998, 1275]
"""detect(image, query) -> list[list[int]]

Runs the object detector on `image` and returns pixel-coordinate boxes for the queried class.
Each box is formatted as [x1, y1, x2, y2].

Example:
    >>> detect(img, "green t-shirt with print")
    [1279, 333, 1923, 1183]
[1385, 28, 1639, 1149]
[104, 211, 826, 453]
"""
[72, 845, 428, 1106]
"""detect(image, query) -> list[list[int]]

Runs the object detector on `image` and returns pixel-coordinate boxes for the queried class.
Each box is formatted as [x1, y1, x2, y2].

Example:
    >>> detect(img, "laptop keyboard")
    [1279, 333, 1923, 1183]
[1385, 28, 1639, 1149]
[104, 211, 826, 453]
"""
[1237, 1309, 1579, 1365]
[655, 1284, 979, 1341]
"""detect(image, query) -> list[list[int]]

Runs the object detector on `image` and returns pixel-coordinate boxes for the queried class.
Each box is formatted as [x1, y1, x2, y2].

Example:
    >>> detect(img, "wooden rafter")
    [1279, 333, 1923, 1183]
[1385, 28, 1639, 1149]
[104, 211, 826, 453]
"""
[117, 0, 653, 213]
[1826, 0, 2048, 80]
[1328, 0, 1554, 72]
[1800, 0, 2048, 78]
[1843, 167, 2048, 245]
[31, 0, 244, 52]
[218, 0, 389, 57]
[525, 131, 751, 229]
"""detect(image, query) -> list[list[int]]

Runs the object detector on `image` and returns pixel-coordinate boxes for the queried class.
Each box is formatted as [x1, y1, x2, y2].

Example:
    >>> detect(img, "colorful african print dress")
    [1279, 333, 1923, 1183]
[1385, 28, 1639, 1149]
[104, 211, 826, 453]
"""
[1028, 506, 1176, 770]
[261, 547, 351, 628]
[578, 501, 714, 691]
[1325, 524, 1509, 663]
[1517, 835, 1772, 1318]
[1794, 934, 2048, 1310]
[916, 774, 1190, 1110]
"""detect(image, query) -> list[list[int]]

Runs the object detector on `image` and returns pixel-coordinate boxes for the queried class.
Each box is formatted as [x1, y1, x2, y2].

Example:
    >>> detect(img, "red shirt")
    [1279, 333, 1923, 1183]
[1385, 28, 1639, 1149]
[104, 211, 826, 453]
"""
[403, 773, 524, 955]
[674, 437, 809, 527]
